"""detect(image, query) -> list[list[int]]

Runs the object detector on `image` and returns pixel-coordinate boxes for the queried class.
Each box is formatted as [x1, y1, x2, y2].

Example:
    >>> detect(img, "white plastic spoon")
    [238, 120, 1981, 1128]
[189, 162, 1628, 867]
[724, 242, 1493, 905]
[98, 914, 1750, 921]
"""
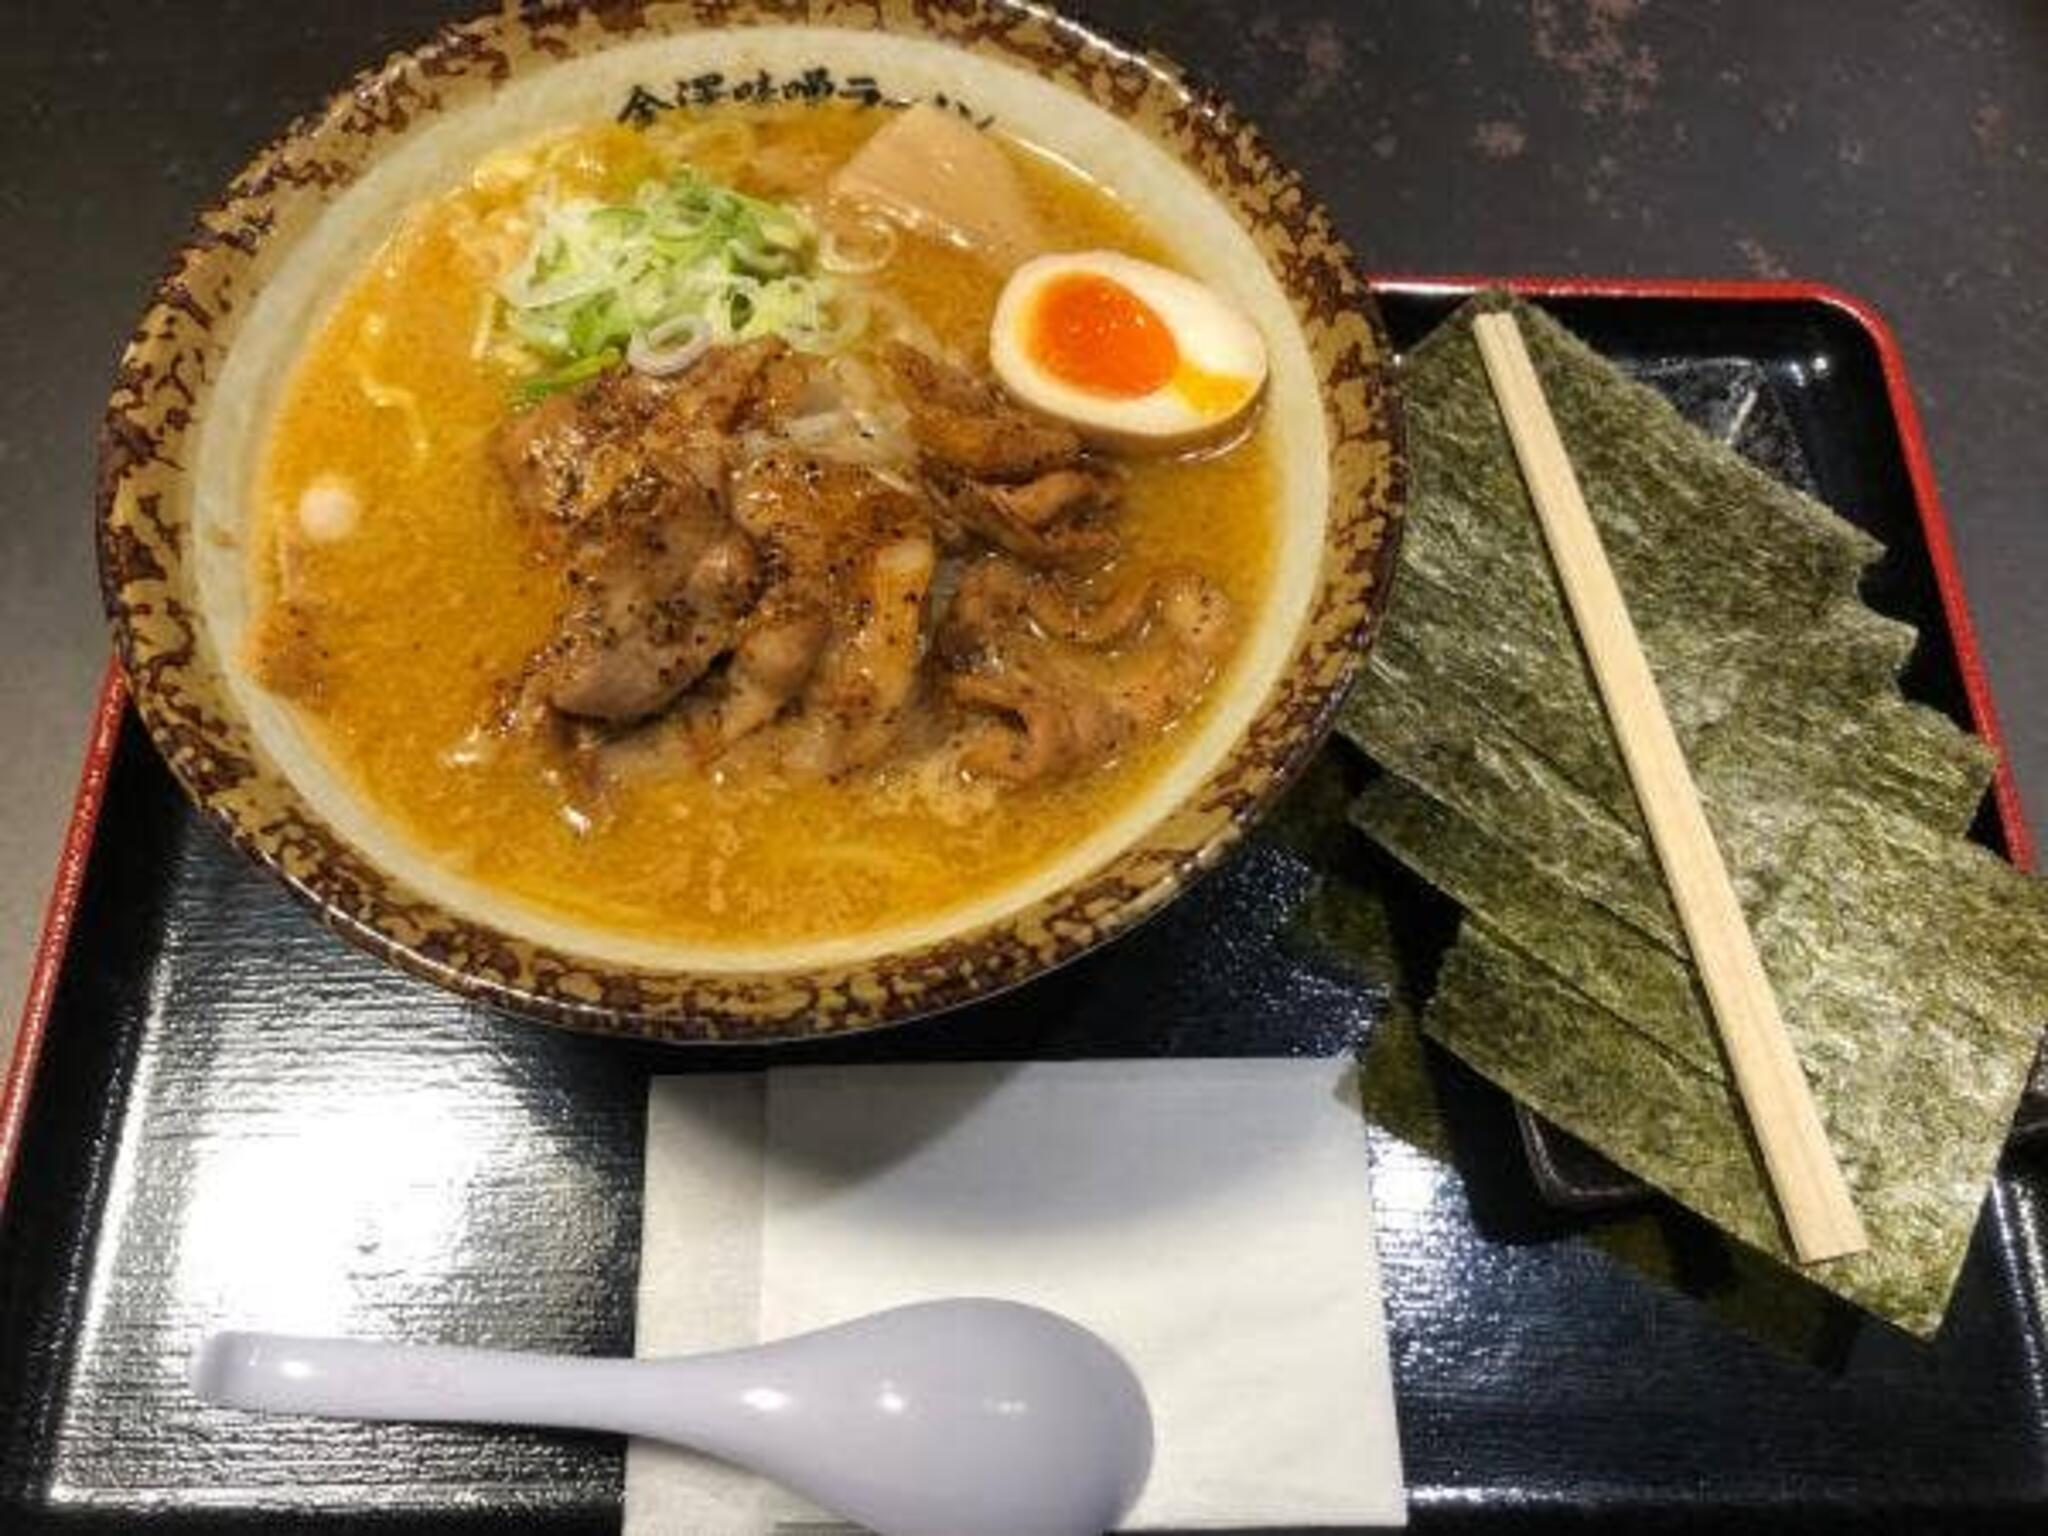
[192, 1298, 1152, 1536]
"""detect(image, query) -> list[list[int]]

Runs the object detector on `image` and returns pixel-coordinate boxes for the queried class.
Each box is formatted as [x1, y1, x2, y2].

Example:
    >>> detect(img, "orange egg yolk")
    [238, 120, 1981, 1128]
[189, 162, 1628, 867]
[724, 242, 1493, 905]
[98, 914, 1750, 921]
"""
[1028, 273, 1180, 397]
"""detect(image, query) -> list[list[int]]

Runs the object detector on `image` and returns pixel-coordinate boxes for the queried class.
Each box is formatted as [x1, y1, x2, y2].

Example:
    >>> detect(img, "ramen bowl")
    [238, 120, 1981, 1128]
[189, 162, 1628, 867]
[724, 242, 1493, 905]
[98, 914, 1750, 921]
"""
[97, 0, 1403, 1042]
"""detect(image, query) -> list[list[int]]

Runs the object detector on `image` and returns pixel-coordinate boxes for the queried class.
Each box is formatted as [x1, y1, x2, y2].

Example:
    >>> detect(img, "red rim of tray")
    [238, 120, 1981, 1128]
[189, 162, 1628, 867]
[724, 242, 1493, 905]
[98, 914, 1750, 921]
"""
[2, 275, 2034, 1219]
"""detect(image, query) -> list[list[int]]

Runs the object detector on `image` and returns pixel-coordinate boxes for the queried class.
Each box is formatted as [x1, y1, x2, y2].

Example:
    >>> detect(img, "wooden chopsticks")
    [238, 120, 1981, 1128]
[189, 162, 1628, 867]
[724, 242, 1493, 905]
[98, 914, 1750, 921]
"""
[1471, 310, 1869, 1264]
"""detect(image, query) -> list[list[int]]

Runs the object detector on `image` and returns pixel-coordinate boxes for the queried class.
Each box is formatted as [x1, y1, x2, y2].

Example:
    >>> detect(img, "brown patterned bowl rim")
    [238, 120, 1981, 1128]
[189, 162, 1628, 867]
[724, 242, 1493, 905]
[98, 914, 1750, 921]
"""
[95, 0, 1406, 1044]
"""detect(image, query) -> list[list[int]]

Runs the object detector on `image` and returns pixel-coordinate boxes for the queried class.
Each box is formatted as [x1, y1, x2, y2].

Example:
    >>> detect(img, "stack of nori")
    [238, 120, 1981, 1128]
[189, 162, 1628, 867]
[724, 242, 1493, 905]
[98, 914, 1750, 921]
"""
[1340, 294, 2048, 1335]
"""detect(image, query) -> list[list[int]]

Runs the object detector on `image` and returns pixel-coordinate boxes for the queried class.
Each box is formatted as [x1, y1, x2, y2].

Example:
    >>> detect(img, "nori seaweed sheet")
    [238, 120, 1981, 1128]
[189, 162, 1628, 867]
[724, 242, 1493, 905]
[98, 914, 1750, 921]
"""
[1350, 640, 1992, 954]
[1367, 568, 1921, 813]
[1338, 294, 2048, 1334]
[1336, 873, 1854, 1359]
[1363, 775, 2048, 1078]
[1358, 980, 1852, 1359]
[1353, 776, 1714, 1066]
[1428, 896, 2046, 1337]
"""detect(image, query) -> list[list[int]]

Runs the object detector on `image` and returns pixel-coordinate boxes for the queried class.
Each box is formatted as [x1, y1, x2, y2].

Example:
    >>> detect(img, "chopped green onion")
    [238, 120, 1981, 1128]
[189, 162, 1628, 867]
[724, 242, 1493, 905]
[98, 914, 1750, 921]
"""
[514, 346, 624, 405]
[496, 167, 864, 403]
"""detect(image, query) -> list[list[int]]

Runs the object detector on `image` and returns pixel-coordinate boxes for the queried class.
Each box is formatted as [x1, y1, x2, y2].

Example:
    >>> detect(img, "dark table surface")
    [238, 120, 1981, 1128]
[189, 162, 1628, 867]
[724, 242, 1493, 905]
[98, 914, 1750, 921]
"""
[1, 0, 2042, 1071]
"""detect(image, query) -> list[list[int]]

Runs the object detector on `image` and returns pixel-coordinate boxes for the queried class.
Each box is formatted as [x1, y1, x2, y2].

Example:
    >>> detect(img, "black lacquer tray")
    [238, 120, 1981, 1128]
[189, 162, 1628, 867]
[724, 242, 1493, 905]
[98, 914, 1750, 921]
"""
[3, 282, 2044, 1534]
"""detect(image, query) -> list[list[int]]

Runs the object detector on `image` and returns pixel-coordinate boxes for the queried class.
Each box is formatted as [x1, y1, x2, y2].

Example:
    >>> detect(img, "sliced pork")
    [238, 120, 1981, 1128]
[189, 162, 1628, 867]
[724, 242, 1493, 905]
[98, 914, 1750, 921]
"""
[939, 557, 1237, 783]
[881, 342, 1080, 481]
[487, 341, 1224, 783]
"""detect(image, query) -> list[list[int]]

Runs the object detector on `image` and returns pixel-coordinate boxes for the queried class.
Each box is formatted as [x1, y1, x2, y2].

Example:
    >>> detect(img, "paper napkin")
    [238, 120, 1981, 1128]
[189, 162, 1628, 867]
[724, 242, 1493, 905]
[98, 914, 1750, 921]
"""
[625, 1058, 1405, 1533]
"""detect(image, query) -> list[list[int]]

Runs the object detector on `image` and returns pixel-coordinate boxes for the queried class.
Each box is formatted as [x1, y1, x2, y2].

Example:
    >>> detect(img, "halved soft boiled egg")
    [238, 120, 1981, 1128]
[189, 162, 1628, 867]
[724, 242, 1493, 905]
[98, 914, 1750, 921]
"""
[989, 251, 1268, 453]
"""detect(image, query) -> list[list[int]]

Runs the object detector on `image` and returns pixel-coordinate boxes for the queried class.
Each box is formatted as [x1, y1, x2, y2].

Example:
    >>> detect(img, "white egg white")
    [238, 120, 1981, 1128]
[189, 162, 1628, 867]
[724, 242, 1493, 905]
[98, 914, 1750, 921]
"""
[989, 251, 1268, 452]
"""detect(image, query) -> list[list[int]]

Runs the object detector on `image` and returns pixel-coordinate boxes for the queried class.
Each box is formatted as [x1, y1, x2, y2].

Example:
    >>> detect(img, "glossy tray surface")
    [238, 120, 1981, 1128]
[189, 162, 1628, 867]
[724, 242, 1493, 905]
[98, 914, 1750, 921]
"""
[2, 285, 2043, 1533]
